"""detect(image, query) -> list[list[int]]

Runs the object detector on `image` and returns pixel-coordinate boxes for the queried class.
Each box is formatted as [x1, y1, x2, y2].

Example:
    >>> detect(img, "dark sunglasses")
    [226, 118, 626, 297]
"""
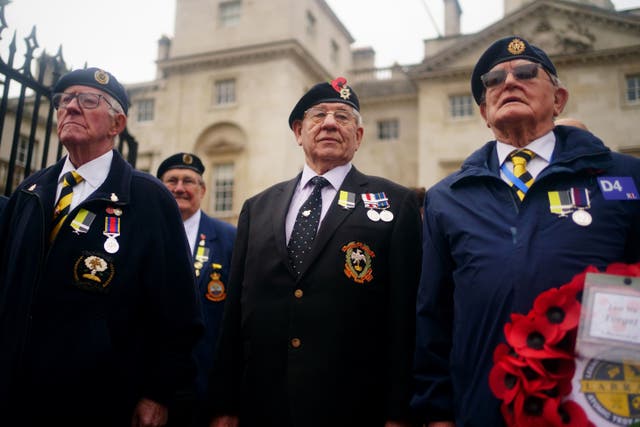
[480, 63, 542, 89]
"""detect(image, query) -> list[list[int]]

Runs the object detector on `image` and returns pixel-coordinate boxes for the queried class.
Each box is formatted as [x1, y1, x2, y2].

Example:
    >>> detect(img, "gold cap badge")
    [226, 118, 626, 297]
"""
[507, 38, 526, 55]
[94, 69, 110, 85]
[182, 154, 193, 165]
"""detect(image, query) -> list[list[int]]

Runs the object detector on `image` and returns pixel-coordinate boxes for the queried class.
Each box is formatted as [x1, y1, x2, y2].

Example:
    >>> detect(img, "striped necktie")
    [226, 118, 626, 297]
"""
[287, 176, 329, 276]
[50, 170, 84, 242]
[509, 149, 535, 201]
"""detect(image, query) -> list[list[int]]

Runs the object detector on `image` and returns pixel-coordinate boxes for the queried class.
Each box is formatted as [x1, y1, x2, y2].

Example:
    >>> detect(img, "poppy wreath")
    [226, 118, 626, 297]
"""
[489, 262, 640, 427]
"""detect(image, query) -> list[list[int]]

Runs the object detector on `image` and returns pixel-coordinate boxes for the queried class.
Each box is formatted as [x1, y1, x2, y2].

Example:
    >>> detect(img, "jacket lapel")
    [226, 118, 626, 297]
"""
[297, 167, 367, 278]
[273, 176, 300, 275]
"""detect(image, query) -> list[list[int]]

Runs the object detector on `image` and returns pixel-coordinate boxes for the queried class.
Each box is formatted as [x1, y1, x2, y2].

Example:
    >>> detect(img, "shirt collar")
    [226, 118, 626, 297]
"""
[496, 131, 556, 165]
[59, 150, 114, 188]
[300, 163, 352, 191]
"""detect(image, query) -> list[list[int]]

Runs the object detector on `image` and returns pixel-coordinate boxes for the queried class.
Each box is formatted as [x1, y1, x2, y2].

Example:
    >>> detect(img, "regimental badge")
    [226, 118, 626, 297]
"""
[330, 77, 351, 100]
[205, 263, 226, 302]
[73, 252, 115, 293]
[341, 241, 375, 284]
[183, 153, 193, 165]
[577, 358, 640, 425]
[94, 69, 110, 85]
[507, 38, 526, 55]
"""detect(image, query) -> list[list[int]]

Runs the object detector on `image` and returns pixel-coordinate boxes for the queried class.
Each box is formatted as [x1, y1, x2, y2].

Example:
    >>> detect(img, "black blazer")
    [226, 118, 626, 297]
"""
[210, 167, 422, 427]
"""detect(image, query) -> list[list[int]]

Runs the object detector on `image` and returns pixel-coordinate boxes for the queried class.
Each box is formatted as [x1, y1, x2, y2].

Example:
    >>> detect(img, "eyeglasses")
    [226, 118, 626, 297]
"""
[304, 107, 357, 126]
[480, 63, 544, 89]
[163, 177, 202, 189]
[52, 92, 114, 110]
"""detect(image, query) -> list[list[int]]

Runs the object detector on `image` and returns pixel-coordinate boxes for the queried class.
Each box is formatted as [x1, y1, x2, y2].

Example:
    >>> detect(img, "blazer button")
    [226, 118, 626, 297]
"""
[291, 338, 301, 348]
[294, 289, 303, 298]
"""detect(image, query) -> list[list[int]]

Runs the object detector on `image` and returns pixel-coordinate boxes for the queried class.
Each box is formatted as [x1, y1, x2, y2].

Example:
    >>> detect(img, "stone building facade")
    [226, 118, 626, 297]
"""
[125, 0, 640, 223]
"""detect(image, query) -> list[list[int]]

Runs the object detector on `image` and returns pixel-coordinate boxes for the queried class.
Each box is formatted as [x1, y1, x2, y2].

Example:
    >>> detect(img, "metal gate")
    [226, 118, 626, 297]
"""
[0, 2, 137, 197]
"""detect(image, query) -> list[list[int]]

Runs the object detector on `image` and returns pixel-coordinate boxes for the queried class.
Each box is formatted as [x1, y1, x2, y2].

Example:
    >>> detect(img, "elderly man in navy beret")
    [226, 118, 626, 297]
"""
[0, 67, 203, 427]
[156, 152, 236, 427]
[208, 78, 422, 427]
[412, 36, 640, 426]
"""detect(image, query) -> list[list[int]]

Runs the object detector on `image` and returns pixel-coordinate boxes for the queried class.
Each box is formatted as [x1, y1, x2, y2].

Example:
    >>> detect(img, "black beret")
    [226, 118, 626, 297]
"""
[53, 67, 129, 114]
[157, 153, 205, 178]
[471, 36, 558, 105]
[288, 77, 360, 129]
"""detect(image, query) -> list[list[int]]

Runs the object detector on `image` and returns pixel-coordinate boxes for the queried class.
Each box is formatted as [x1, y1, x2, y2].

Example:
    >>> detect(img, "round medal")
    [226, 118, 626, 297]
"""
[572, 209, 592, 227]
[379, 210, 394, 222]
[104, 237, 120, 254]
[194, 261, 203, 269]
[367, 209, 380, 222]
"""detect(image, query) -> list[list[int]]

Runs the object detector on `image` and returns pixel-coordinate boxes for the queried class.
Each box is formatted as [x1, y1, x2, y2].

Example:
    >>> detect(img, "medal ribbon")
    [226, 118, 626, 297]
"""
[570, 188, 590, 209]
[338, 191, 356, 209]
[548, 190, 573, 216]
[104, 216, 120, 236]
[71, 209, 96, 233]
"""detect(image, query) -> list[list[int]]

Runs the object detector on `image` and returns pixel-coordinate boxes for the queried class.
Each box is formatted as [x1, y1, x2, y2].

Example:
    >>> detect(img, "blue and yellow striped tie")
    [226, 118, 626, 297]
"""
[509, 149, 535, 201]
[50, 170, 84, 242]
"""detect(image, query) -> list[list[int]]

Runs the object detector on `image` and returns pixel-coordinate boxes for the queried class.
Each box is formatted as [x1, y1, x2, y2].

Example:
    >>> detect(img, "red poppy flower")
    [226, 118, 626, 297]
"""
[505, 313, 570, 359]
[533, 286, 582, 332]
[554, 400, 595, 427]
[330, 77, 347, 93]
[511, 392, 561, 427]
[527, 356, 576, 381]
[605, 262, 640, 277]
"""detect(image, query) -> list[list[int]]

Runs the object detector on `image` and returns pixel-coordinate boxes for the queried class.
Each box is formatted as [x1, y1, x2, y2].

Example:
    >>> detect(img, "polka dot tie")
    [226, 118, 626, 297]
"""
[288, 176, 329, 276]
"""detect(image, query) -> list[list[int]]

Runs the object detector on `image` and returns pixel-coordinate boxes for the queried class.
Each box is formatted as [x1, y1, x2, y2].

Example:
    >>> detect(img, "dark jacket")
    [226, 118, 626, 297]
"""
[0, 150, 203, 426]
[209, 166, 422, 427]
[412, 126, 640, 426]
[192, 212, 236, 399]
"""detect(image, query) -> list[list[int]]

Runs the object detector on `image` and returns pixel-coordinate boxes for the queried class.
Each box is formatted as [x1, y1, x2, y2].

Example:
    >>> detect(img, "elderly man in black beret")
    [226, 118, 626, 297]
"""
[412, 36, 640, 426]
[156, 153, 236, 427]
[208, 78, 422, 427]
[0, 68, 203, 427]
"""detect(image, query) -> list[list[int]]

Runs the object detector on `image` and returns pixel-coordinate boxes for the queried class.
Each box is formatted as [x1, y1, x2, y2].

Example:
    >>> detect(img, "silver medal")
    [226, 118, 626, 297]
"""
[379, 210, 394, 222]
[571, 209, 592, 227]
[367, 209, 380, 222]
[104, 236, 120, 253]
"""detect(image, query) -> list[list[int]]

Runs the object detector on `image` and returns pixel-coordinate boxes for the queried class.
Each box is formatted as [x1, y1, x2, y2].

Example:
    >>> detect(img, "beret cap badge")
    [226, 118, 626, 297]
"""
[94, 69, 110, 85]
[331, 77, 351, 100]
[507, 38, 526, 55]
[182, 154, 193, 165]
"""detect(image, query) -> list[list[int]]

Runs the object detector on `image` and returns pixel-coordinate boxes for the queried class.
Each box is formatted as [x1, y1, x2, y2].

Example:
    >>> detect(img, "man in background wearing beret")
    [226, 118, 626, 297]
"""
[0, 68, 203, 427]
[411, 36, 640, 426]
[208, 77, 422, 427]
[157, 152, 236, 427]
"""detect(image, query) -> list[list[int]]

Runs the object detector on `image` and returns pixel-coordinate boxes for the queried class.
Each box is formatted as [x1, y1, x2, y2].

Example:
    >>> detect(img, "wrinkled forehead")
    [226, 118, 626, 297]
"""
[310, 102, 356, 112]
[62, 84, 109, 96]
[162, 167, 202, 180]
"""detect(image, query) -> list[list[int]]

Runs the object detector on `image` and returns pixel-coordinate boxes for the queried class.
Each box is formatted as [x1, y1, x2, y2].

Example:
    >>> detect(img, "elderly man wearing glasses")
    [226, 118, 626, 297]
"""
[412, 36, 640, 427]
[208, 78, 422, 427]
[0, 68, 203, 427]
[156, 152, 236, 427]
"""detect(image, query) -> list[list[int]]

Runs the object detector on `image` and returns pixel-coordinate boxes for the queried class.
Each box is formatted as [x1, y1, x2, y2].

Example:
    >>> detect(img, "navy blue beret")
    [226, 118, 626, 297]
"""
[471, 36, 557, 105]
[157, 152, 205, 178]
[288, 77, 360, 129]
[53, 67, 129, 114]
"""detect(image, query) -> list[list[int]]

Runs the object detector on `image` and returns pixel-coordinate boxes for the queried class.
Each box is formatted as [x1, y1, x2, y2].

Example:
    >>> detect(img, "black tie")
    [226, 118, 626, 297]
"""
[288, 176, 329, 276]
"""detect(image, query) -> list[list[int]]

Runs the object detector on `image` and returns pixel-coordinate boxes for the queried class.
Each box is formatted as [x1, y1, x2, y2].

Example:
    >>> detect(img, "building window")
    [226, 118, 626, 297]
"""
[377, 119, 399, 141]
[626, 74, 640, 104]
[449, 95, 473, 118]
[330, 39, 339, 64]
[306, 11, 316, 37]
[136, 99, 155, 122]
[219, 0, 241, 27]
[16, 136, 29, 167]
[212, 163, 234, 213]
[215, 79, 236, 105]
